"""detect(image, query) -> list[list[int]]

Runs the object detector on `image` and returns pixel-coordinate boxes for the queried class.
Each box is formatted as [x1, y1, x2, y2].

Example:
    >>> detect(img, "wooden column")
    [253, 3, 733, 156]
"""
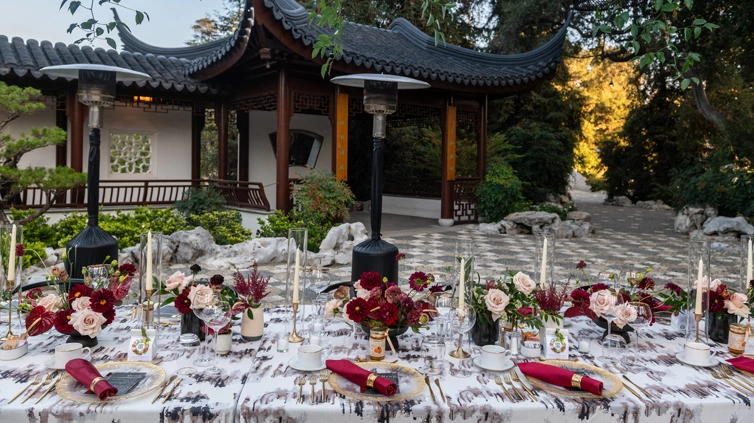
[237, 110, 250, 181]
[275, 67, 291, 212]
[216, 102, 229, 180]
[334, 92, 349, 181]
[477, 96, 488, 178]
[55, 95, 67, 167]
[66, 91, 86, 205]
[191, 108, 205, 184]
[440, 103, 457, 221]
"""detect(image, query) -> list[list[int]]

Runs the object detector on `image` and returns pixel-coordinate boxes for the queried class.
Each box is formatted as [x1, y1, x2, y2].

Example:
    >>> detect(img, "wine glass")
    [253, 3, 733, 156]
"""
[197, 300, 231, 370]
[623, 302, 652, 368]
[448, 305, 476, 377]
[598, 292, 623, 362]
[419, 335, 447, 375]
[433, 293, 455, 339]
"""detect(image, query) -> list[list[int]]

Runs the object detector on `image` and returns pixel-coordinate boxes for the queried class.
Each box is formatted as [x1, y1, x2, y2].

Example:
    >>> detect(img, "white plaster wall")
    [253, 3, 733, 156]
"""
[383, 195, 441, 219]
[247, 110, 333, 210]
[7, 97, 57, 169]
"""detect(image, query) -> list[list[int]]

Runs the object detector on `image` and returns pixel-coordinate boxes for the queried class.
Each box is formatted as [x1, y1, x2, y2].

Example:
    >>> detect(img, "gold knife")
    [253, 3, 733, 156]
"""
[433, 378, 446, 404]
[622, 382, 643, 399]
[22, 372, 54, 403]
[424, 375, 436, 402]
[162, 379, 182, 404]
[622, 375, 652, 399]
[152, 375, 177, 404]
[35, 375, 61, 404]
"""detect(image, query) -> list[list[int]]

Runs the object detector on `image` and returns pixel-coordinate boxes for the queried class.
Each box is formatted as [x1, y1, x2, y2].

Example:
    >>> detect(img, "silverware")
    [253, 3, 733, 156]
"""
[433, 378, 446, 404]
[319, 370, 328, 403]
[152, 375, 177, 404]
[505, 374, 526, 401]
[297, 376, 306, 404]
[511, 371, 537, 398]
[35, 374, 62, 404]
[22, 372, 55, 404]
[309, 375, 317, 404]
[494, 375, 514, 402]
[424, 375, 436, 402]
[621, 380, 643, 399]
[622, 375, 653, 398]
[162, 379, 182, 404]
[9, 374, 42, 404]
[722, 365, 754, 391]
[709, 368, 747, 394]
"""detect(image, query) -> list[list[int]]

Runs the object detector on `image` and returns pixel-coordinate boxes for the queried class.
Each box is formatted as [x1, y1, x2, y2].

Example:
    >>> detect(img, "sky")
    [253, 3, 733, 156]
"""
[0, 0, 228, 49]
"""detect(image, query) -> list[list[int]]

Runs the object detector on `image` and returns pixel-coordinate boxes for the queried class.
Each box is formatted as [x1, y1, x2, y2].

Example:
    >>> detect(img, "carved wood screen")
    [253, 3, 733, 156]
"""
[453, 177, 481, 223]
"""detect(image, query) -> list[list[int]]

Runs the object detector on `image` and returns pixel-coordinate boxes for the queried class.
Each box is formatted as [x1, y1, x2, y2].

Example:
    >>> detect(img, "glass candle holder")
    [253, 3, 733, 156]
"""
[286, 228, 308, 334]
[687, 239, 711, 343]
[139, 232, 163, 330]
[741, 235, 753, 291]
[0, 225, 23, 339]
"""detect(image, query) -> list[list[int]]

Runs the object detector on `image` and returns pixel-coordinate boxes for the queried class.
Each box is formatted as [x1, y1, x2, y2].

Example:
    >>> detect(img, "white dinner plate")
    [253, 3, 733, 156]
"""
[288, 357, 326, 371]
[675, 353, 720, 368]
[472, 356, 515, 372]
[44, 354, 91, 370]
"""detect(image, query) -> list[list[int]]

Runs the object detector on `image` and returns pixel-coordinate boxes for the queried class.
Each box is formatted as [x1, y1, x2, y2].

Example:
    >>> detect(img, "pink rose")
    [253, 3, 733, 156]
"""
[588, 290, 615, 317]
[697, 276, 720, 291]
[71, 296, 91, 312]
[37, 294, 63, 313]
[188, 285, 215, 309]
[164, 271, 188, 291]
[333, 286, 350, 301]
[353, 281, 370, 299]
[69, 309, 107, 337]
[513, 272, 536, 295]
[725, 292, 750, 318]
[612, 303, 638, 329]
[485, 289, 510, 322]
[325, 298, 342, 318]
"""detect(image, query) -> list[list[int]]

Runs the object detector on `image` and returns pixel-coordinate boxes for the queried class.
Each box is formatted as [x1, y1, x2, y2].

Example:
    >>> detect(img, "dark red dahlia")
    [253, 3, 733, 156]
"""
[359, 271, 382, 290]
[25, 288, 43, 300]
[591, 283, 610, 292]
[409, 271, 432, 292]
[210, 274, 225, 287]
[395, 253, 406, 261]
[174, 291, 192, 314]
[428, 284, 445, 293]
[399, 296, 415, 313]
[346, 298, 369, 323]
[103, 308, 116, 325]
[54, 309, 75, 333]
[576, 260, 587, 269]
[90, 289, 115, 313]
[119, 263, 137, 276]
[637, 277, 655, 291]
[380, 303, 400, 327]
[665, 283, 683, 296]
[707, 290, 725, 313]
[406, 309, 422, 326]
[15, 243, 24, 257]
[68, 284, 93, 301]
[570, 289, 590, 305]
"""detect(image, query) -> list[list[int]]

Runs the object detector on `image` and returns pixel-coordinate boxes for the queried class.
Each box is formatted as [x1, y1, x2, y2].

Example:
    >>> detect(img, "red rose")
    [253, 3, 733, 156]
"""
[359, 272, 382, 290]
[346, 298, 369, 323]
[54, 309, 75, 333]
[90, 290, 115, 313]
[380, 303, 400, 327]
[174, 291, 192, 314]
[68, 284, 93, 302]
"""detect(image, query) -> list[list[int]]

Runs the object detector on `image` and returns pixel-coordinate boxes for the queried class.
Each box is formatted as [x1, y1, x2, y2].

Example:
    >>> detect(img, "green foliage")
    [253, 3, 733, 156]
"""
[292, 169, 355, 224]
[174, 187, 227, 223]
[526, 203, 574, 221]
[21, 241, 47, 269]
[190, 211, 252, 245]
[9, 209, 56, 247]
[60, 0, 150, 49]
[256, 210, 331, 253]
[475, 162, 524, 222]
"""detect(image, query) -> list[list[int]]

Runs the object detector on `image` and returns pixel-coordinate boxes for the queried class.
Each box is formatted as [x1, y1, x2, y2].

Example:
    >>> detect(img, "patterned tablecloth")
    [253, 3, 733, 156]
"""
[0, 307, 254, 423]
[237, 308, 753, 423]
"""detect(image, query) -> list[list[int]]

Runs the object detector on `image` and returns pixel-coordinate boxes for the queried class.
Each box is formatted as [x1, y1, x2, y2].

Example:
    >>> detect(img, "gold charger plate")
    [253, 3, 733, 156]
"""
[522, 360, 623, 398]
[327, 362, 425, 402]
[56, 361, 166, 403]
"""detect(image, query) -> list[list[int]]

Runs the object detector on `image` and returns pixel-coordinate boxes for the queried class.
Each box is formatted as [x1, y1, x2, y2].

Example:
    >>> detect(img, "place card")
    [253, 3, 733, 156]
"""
[542, 328, 569, 359]
[127, 328, 156, 362]
[101, 372, 146, 396]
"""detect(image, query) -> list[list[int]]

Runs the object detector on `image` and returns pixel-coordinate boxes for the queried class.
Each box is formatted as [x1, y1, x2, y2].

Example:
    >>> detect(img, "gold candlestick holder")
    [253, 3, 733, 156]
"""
[695, 312, 702, 343]
[143, 289, 154, 329]
[2, 278, 16, 341]
[288, 302, 304, 343]
[449, 313, 469, 359]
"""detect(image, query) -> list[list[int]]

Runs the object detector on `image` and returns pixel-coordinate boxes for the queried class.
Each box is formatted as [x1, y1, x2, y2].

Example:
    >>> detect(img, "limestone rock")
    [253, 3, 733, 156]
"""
[314, 223, 370, 266]
[675, 213, 692, 233]
[169, 227, 217, 264]
[704, 206, 718, 220]
[567, 211, 591, 222]
[574, 222, 594, 238]
[702, 216, 754, 236]
[505, 211, 560, 227]
[500, 220, 526, 235]
[615, 196, 633, 207]
[478, 222, 503, 235]
[203, 237, 289, 269]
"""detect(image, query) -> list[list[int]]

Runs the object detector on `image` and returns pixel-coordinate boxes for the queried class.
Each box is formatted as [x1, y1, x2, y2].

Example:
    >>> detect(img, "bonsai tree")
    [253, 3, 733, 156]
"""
[0, 82, 86, 225]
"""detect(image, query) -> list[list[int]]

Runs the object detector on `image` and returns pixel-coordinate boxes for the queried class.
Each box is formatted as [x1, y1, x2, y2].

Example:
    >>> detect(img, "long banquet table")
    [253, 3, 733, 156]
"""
[1, 306, 752, 423]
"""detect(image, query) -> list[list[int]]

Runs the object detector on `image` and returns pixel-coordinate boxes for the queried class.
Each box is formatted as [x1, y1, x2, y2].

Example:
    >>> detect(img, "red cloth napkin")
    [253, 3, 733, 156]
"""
[518, 362, 603, 396]
[326, 360, 397, 396]
[65, 358, 118, 400]
[727, 357, 754, 373]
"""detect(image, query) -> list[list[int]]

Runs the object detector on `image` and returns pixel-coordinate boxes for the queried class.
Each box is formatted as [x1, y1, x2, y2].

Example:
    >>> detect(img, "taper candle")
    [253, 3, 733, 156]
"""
[747, 237, 752, 283]
[695, 258, 703, 315]
[145, 231, 153, 290]
[539, 238, 548, 288]
[292, 249, 300, 303]
[7, 224, 16, 281]
[458, 258, 465, 311]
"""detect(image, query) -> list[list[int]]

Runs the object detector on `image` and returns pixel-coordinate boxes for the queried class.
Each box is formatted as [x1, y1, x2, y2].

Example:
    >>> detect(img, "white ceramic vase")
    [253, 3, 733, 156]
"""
[214, 333, 232, 354]
[241, 306, 264, 341]
[542, 316, 564, 330]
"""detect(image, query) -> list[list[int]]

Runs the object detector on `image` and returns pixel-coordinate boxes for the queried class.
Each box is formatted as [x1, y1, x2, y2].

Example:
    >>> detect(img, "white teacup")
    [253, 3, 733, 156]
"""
[55, 343, 91, 369]
[684, 341, 711, 366]
[480, 345, 512, 369]
[298, 344, 323, 369]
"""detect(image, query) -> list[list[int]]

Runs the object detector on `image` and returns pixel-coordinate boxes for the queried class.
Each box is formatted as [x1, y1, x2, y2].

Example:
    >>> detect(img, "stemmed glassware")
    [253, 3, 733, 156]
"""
[623, 302, 652, 368]
[193, 293, 231, 369]
[419, 335, 447, 375]
[448, 305, 475, 377]
[598, 291, 624, 362]
[433, 293, 455, 339]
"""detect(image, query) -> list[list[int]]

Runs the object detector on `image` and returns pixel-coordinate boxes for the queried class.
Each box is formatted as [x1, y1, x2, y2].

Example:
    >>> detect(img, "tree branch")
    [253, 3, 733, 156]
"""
[686, 70, 727, 133]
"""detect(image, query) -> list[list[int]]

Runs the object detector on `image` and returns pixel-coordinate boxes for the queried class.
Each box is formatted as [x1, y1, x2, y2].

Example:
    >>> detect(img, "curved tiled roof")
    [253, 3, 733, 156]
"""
[0, 35, 216, 94]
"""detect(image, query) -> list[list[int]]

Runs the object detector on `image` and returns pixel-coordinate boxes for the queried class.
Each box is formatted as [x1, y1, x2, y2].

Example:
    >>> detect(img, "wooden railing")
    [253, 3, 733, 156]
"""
[14, 179, 271, 212]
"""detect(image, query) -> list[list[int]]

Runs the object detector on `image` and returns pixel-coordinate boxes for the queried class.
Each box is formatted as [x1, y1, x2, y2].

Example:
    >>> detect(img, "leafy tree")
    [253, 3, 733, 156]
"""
[0, 83, 87, 225]
[186, 0, 244, 46]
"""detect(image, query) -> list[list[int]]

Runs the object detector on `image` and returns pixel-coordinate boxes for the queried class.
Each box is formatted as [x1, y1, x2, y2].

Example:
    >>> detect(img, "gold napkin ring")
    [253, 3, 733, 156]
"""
[571, 374, 584, 389]
[89, 377, 106, 392]
[366, 373, 378, 388]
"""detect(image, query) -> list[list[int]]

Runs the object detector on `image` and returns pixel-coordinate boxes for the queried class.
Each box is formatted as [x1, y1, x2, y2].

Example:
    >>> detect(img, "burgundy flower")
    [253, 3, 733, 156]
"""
[406, 309, 422, 326]
[90, 289, 115, 313]
[174, 291, 192, 314]
[395, 253, 406, 261]
[408, 271, 433, 292]
[380, 303, 400, 327]
[210, 274, 225, 287]
[707, 290, 726, 313]
[576, 260, 587, 269]
[346, 298, 369, 323]
[25, 288, 43, 300]
[103, 308, 116, 325]
[54, 309, 75, 333]
[399, 296, 415, 313]
[360, 271, 382, 290]
[637, 277, 655, 291]
[68, 284, 93, 302]
[119, 263, 137, 276]
[591, 283, 610, 292]
[15, 243, 24, 257]
[384, 285, 402, 303]
[428, 284, 445, 293]
[367, 297, 384, 319]
[190, 264, 202, 274]
[570, 289, 590, 306]
[485, 279, 497, 290]
[26, 306, 54, 336]
[665, 283, 683, 296]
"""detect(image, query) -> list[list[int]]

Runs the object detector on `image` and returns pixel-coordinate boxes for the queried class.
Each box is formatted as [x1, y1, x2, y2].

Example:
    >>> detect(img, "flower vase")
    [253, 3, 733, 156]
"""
[181, 312, 205, 342]
[64, 330, 98, 348]
[471, 318, 500, 346]
[214, 333, 232, 354]
[707, 313, 737, 343]
[542, 316, 564, 330]
[241, 307, 264, 341]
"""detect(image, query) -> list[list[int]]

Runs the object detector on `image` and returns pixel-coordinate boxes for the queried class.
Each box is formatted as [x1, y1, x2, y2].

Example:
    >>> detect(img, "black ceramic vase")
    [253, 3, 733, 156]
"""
[181, 312, 206, 342]
[64, 330, 98, 348]
[593, 317, 634, 343]
[707, 313, 737, 343]
[471, 318, 500, 346]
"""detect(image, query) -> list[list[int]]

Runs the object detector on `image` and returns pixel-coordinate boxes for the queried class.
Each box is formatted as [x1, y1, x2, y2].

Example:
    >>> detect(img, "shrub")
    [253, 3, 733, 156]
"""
[476, 162, 525, 222]
[21, 241, 47, 269]
[191, 211, 252, 245]
[174, 187, 226, 223]
[256, 210, 330, 253]
[292, 169, 355, 224]
[10, 209, 56, 247]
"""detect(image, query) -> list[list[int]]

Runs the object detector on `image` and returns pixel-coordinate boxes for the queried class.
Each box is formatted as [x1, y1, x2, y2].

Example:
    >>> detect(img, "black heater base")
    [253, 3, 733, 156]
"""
[64, 225, 119, 280]
[351, 238, 399, 283]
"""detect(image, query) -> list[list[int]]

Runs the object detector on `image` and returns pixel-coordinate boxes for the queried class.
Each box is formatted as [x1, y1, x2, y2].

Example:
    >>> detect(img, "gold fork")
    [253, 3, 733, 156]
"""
[22, 372, 55, 404]
[319, 369, 328, 403]
[494, 375, 514, 402]
[297, 376, 306, 404]
[505, 374, 526, 401]
[722, 365, 754, 391]
[9, 374, 42, 404]
[717, 367, 752, 392]
[709, 368, 747, 394]
[511, 371, 537, 399]
[309, 375, 317, 404]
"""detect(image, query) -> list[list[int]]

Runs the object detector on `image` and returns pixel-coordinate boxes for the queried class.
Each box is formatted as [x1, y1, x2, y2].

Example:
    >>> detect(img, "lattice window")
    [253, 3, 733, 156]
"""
[109, 132, 153, 174]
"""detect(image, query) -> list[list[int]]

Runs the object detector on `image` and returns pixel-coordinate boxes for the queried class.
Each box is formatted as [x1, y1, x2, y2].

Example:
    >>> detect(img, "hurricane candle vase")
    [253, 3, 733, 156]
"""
[139, 232, 163, 331]
[0, 225, 22, 340]
[687, 239, 711, 344]
[534, 231, 556, 288]
[286, 228, 308, 334]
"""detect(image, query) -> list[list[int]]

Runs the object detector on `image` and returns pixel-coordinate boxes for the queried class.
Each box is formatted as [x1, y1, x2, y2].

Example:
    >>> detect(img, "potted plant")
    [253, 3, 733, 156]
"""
[231, 265, 271, 341]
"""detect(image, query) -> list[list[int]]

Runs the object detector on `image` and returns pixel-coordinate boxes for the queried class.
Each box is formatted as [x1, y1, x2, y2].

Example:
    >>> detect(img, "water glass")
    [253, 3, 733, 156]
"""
[420, 335, 447, 375]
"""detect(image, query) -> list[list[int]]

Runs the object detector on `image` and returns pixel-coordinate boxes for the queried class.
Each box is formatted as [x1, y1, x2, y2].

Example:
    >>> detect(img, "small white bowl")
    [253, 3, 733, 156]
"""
[520, 344, 541, 358]
[0, 341, 28, 361]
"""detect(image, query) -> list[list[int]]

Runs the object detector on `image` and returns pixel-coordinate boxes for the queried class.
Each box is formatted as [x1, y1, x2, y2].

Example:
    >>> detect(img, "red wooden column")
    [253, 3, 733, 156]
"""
[276, 67, 292, 212]
[477, 96, 488, 178]
[440, 102, 457, 225]
[237, 110, 250, 181]
[191, 107, 205, 184]
[66, 91, 86, 205]
[216, 102, 229, 180]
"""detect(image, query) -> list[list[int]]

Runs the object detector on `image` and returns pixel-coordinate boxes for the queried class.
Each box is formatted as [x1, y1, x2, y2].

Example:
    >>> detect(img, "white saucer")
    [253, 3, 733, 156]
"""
[676, 352, 720, 368]
[288, 357, 326, 371]
[44, 354, 91, 370]
[472, 356, 515, 372]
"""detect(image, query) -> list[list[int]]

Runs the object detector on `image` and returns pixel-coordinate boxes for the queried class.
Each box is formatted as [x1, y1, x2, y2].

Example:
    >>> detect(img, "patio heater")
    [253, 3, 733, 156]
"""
[41, 64, 150, 279]
[331, 74, 429, 283]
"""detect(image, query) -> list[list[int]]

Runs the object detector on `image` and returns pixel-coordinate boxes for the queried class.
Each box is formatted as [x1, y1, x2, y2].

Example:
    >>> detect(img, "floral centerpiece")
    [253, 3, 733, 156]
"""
[231, 265, 270, 341]
[533, 281, 570, 328]
[700, 277, 750, 342]
[469, 271, 541, 346]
